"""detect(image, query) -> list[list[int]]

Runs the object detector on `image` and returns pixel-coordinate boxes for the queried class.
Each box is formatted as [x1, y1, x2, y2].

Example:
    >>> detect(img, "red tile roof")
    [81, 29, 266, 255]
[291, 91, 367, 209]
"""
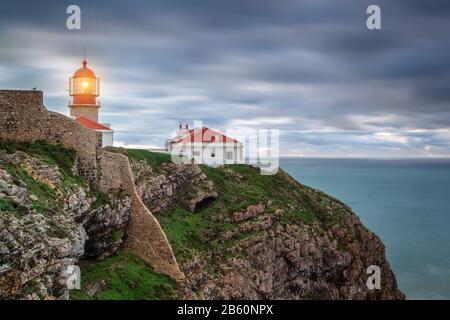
[173, 127, 239, 144]
[75, 116, 112, 131]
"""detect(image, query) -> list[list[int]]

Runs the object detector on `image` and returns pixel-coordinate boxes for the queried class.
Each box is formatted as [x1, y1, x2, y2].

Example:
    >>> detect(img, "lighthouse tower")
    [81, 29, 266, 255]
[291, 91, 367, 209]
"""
[69, 58, 114, 147]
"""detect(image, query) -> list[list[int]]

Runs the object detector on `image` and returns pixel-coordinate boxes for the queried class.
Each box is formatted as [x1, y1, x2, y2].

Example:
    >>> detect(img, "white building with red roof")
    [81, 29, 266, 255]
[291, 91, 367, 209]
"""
[75, 116, 114, 147]
[165, 123, 244, 164]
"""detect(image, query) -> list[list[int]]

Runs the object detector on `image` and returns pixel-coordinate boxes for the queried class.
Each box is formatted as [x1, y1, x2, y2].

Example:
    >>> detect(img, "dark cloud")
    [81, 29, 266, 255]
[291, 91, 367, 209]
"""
[1, 0, 450, 156]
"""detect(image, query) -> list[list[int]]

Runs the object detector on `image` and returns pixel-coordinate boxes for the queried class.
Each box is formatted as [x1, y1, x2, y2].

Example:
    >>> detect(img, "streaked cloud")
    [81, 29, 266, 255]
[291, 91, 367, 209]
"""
[1, 0, 450, 157]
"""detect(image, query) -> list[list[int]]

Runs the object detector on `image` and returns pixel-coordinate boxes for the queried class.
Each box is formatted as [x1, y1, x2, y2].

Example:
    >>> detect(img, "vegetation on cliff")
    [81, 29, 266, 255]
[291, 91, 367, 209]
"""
[0, 142, 182, 300]
[118, 149, 403, 299]
[0, 142, 127, 298]
[154, 162, 345, 278]
[1, 143, 404, 299]
[69, 251, 177, 300]
[0, 140, 108, 214]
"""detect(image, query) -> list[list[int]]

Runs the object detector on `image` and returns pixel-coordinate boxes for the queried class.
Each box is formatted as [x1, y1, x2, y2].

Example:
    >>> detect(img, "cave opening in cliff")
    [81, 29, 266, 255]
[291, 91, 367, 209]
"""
[194, 196, 216, 212]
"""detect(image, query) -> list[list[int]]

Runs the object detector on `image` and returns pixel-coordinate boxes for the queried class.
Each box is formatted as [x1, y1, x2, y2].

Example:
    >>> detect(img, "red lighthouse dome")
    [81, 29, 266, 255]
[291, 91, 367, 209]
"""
[69, 59, 99, 105]
[68, 58, 101, 123]
[67, 56, 114, 147]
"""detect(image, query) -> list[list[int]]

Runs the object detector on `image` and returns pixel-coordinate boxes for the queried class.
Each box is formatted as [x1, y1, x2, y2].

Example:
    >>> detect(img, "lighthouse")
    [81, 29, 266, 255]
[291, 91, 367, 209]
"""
[69, 58, 114, 147]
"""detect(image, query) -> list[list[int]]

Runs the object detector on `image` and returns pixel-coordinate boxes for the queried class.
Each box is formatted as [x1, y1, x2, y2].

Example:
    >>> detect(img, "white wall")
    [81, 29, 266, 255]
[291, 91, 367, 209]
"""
[101, 131, 114, 147]
[170, 142, 244, 165]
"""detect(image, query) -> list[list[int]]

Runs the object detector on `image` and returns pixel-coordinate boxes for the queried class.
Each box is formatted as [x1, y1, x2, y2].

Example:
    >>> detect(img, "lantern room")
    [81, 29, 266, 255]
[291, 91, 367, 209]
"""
[68, 58, 101, 123]
[69, 59, 99, 105]
[68, 57, 114, 147]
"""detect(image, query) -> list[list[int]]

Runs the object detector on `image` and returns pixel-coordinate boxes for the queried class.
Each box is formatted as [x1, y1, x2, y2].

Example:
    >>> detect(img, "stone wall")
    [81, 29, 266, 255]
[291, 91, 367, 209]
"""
[0, 90, 100, 184]
[97, 149, 184, 281]
[0, 90, 183, 281]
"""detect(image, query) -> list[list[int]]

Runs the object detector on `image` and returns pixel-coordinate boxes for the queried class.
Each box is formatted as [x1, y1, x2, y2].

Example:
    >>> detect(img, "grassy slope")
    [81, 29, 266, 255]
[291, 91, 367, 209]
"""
[0, 140, 112, 215]
[104, 147, 171, 172]
[0, 139, 77, 176]
[118, 150, 346, 271]
[158, 164, 328, 265]
[0, 140, 84, 220]
[70, 251, 178, 300]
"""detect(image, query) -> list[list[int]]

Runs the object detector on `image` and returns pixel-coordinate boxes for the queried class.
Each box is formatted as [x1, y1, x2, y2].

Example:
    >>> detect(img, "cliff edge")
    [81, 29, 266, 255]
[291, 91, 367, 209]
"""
[119, 149, 405, 299]
[0, 90, 404, 299]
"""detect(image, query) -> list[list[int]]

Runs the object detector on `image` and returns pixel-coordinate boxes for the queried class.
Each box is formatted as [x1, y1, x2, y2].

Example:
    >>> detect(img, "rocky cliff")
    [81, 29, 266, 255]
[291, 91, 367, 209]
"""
[0, 141, 404, 300]
[113, 148, 404, 300]
[0, 141, 132, 299]
[0, 90, 183, 290]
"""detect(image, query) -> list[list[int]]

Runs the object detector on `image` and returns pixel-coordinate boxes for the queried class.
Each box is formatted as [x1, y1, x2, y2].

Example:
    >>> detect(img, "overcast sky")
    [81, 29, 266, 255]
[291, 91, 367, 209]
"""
[1, 0, 450, 157]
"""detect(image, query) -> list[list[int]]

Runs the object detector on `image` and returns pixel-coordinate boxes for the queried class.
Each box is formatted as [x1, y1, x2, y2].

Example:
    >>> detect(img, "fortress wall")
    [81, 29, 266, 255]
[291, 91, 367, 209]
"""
[97, 149, 184, 281]
[0, 90, 101, 184]
[0, 90, 183, 281]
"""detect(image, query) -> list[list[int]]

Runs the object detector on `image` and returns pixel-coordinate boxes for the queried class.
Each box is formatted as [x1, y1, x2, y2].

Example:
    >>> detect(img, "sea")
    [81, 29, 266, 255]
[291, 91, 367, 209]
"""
[280, 157, 450, 300]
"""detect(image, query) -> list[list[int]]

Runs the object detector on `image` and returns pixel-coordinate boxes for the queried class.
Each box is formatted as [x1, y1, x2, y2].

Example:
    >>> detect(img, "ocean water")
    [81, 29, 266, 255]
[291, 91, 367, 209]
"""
[280, 158, 450, 300]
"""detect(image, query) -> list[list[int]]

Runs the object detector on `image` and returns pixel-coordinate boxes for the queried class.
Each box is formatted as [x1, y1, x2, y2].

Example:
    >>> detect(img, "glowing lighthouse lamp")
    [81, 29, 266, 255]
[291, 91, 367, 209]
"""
[68, 59, 114, 147]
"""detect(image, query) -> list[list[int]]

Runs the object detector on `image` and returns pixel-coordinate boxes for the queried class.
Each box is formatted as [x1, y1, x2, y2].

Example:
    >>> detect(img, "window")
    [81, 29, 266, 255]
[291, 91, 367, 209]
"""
[70, 77, 99, 95]
[192, 151, 200, 156]
[226, 151, 233, 160]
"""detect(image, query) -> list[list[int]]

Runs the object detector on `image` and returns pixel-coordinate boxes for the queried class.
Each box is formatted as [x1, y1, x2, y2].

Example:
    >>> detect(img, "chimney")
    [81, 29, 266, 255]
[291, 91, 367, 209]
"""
[179, 122, 182, 129]
[185, 124, 189, 130]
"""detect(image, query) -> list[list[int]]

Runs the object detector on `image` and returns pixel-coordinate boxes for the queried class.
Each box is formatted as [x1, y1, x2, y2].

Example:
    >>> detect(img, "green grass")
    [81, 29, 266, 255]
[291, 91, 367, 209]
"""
[2, 162, 60, 212]
[111, 229, 124, 242]
[90, 190, 111, 209]
[105, 147, 171, 172]
[201, 164, 303, 214]
[1, 139, 84, 187]
[280, 209, 317, 225]
[0, 140, 90, 214]
[0, 197, 13, 211]
[0, 139, 77, 177]
[158, 207, 210, 262]
[127, 149, 171, 167]
[156, 163, 342, 272]
[158, 163, 321, 266]
[69, 251, 178, 300]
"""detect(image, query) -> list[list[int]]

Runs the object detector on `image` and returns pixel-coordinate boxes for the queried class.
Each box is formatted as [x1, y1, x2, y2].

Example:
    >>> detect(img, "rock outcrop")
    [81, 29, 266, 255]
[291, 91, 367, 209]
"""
[0, 149, 131, 299]
[0, 90, 183, 287]
[124, 157, 405, 300]
[131, 158, 217, 214]
[183, 201, 403, 299]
